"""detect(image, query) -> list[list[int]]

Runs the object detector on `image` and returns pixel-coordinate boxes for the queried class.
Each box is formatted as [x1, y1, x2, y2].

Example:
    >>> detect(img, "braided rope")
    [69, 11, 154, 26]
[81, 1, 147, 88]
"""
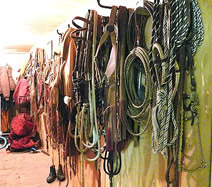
[152, 2, 169, 153]
[189, 0, 204, 56]
[149, 0, 161, 89]
[152, 0, 190, 156]
[154, 0, 161, 44]
[160, 0, 180, 156]
[151, 0, 166, 153]
[175, 0, 189, 49]
[161, 0, 178, 155]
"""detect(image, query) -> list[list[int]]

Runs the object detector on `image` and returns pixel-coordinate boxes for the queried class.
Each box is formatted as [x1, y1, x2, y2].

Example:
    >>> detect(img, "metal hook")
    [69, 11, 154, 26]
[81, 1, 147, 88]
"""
[97, 0, 112, 9]
[56, 29, 62, 36]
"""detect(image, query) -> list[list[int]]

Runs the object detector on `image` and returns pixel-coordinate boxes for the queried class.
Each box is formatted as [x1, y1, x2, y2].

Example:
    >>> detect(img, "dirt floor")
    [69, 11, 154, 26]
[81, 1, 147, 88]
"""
[0, 148, 68, 187]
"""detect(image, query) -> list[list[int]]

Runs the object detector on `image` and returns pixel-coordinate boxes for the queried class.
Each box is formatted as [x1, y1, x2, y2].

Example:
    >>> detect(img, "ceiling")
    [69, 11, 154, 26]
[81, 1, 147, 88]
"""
[0, 0, 136, 54]
[0, 0, 91, 53]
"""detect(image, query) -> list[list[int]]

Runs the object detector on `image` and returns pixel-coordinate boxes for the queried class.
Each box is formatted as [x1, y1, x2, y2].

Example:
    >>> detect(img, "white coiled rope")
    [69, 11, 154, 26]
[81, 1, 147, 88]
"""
[124, 47, 152, 136]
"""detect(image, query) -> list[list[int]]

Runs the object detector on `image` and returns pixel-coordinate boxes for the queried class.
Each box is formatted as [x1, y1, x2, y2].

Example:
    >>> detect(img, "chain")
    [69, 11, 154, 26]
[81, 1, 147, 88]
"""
[180, 69, 206, 172]
[181, 100, 207, 171]
[181, 118, 207, 172]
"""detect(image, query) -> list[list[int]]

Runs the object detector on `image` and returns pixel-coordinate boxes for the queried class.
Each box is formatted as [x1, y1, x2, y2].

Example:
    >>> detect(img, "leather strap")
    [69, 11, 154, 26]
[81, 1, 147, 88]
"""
[72, 16, 93, 29]
[73, 10, 101, 162]
[70, 28, 87, 40]
[95, 6, 118, 59]
[117, 6, 128, 142]
[127, 3, 151, 51]
[92, 6, 118, 153]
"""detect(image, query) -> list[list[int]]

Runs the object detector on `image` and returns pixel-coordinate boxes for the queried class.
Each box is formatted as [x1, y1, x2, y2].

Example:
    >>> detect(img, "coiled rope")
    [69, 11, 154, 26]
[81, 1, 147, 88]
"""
[124, 47, 152, 136]
[151, 0, 190, 157]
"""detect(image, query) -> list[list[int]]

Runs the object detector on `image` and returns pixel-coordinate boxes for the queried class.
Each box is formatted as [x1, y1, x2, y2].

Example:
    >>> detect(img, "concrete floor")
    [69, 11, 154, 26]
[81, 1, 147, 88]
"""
[0, 148, 67, 187]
